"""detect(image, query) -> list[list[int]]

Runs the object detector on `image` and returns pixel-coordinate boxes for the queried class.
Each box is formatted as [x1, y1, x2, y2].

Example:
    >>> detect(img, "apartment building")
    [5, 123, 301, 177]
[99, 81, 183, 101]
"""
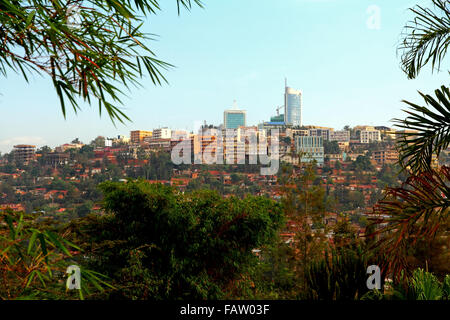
[295, 136, 324, 165]
[308, 128, 331, 141]
[152, 128, 172, 139]
[360, 130, 381, 143]
[130, 130, 152, 144]
[373, 148, 399, 164]
[330, 130, 350, 142]
[13, 145, 36, 163]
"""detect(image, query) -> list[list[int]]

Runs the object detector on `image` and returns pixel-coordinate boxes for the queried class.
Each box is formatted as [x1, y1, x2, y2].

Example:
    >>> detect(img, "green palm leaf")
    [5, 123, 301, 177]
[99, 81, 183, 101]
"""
[398, 0, 450, 79]
[368, 166, 450, 278]
[394, 85, 450, 174]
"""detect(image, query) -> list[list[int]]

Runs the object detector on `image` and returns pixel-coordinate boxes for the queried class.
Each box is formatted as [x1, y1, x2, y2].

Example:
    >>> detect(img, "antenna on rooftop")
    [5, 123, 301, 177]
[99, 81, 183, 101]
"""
[233, 99, 237, 110]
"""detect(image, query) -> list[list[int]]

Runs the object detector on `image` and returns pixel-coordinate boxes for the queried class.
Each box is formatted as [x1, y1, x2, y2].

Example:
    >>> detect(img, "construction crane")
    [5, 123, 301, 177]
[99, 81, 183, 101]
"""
[276, 105, 284, 116]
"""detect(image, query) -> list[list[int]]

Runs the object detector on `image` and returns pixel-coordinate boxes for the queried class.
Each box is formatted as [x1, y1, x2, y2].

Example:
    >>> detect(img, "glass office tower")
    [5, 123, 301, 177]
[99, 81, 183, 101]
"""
[224, 110, 246, 129]
[284, 85, 302, 127]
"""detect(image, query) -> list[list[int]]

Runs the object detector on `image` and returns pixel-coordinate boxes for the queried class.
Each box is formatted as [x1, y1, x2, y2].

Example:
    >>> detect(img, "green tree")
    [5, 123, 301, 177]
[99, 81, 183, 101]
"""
[75, 200, 93, 218]
[66, 180, 284, 299]
[305, 246, 374, 300]
[279, 162, 329, 297]
[323, 140, 340, 154]
[90, 136, 105, 148]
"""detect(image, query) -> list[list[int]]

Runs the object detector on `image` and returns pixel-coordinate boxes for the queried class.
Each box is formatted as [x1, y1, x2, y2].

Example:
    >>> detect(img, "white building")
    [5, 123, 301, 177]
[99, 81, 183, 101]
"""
[360, 130, 381, 143]
[152, 128, 172, 139]
[284, 82, 302, 126]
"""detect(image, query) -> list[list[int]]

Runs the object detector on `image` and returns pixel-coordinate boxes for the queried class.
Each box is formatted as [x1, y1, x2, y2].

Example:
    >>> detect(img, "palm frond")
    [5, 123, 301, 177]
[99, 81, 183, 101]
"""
[176, 0, 204, 15]
[368, 166, 450, 278]
[394, 85, 450, 174]
[398, 0, 450, 79]
[0, 0, 202, 124]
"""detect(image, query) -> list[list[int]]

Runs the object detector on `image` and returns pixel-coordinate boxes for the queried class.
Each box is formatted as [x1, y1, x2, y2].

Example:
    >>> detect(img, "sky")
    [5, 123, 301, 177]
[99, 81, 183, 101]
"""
[0, 0, 448, 153]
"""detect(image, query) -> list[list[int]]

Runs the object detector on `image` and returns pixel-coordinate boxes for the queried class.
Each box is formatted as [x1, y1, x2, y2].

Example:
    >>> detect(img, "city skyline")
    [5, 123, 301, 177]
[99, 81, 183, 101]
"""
[0, 0, 448, 154]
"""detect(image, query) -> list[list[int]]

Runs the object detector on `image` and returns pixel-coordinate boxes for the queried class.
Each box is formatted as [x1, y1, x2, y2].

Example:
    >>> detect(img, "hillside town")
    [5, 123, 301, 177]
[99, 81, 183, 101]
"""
[2, 116, 449, 240]
[2, 81, 449, 247]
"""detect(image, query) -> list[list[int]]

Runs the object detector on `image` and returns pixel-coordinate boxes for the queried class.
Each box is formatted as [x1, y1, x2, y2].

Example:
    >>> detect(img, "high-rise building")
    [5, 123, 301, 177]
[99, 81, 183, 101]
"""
[284, 80, 302, 127]
[224, 110, 246, 129]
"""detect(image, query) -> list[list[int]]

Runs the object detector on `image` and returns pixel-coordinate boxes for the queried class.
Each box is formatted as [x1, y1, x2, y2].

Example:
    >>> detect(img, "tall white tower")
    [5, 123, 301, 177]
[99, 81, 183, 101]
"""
[284, 79, 302, 126]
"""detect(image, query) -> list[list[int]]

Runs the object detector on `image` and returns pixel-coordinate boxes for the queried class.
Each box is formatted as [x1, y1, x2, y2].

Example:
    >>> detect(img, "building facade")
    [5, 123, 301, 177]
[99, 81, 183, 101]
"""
[152, 128, 172, 139]
[284, 85, 302, 126]
[270, 114, 284, 123]
[373, 148, 399, 164]
[295, 136, 324, 165]
[308, 128, 331, 141]
[224, 110, 246, 129]
[360, 130, 381, 143]
[130, 130, 152, 144]
[55, 143, 84, 153]
[13, 145, 36, 163]
[45, 152, 70, 166]
[330, 130, 350, 142]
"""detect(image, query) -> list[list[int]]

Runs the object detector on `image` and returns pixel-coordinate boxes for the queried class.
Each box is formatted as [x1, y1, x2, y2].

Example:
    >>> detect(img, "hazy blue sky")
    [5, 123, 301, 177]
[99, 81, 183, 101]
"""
[0, 0, 448, 153]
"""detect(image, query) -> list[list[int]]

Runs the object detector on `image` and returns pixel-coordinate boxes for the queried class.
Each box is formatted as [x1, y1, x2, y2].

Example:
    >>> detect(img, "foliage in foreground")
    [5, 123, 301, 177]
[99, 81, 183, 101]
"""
[371, 0, 450, 279]
[394, 86, 450, 174]
[399, 0, 450, 80]
[305, 245, 379, 300]
[0, 210, 112, 299]
[362, 268, 450, 300]
[0, 0, 203, 123]
[371, 166, 449, 278]
[66, 180, 285, 299]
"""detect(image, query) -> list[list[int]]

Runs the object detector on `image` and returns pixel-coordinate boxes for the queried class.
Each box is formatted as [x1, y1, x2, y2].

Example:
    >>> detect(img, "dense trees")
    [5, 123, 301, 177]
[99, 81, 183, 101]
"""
[323, 141, 340, 154]
[277, 162, 330, 297]
[66, 180, 285, 299]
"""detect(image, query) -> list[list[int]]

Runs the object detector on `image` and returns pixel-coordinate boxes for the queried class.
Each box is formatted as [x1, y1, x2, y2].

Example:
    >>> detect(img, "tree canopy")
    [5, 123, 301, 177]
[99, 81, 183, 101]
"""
[66, 180, 285, 299]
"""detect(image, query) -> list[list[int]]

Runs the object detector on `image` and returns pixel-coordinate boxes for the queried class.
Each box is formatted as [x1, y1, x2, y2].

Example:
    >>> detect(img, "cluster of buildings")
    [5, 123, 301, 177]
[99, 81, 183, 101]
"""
[7, 80, 448, 170]
[122, 81, 420, 167]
